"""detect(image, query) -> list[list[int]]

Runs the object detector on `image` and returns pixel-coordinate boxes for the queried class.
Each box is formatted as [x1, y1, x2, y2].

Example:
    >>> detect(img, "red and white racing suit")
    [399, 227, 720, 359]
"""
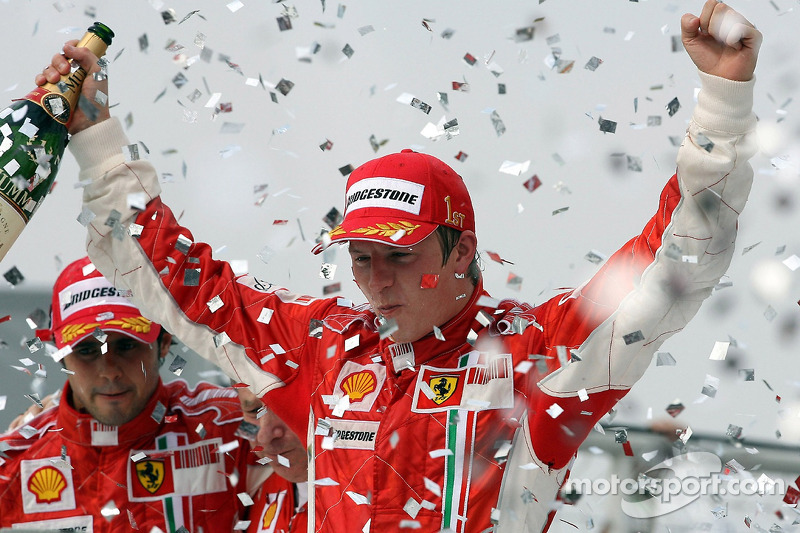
[73, 72, 756, 532]
[0, 379, 261, 532]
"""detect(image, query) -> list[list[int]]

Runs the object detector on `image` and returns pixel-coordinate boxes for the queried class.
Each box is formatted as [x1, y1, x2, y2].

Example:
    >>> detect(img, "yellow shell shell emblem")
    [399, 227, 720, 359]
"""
[27, 465, 67, 504]
[262, 500, 279, 528]
[341, 370, 377, 402]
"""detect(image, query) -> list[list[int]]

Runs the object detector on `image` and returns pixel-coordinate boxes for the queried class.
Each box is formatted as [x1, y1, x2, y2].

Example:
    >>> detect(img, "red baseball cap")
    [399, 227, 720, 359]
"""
[49, 257, 161, 349]
[313, 149, 474, 253]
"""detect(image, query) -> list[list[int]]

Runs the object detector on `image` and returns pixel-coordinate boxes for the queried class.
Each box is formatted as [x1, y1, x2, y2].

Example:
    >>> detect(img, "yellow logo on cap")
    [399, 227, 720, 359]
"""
[106, 317, 152, 334]
[60, 323, 101, 344]
[331, 220, 421, 239]
[60, 317, 151, 344]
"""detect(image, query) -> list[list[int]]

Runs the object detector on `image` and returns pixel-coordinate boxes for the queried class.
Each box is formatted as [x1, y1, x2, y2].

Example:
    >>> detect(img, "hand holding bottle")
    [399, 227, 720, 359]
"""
[35, 40, 110, 135]
[0, 22, 113, 262]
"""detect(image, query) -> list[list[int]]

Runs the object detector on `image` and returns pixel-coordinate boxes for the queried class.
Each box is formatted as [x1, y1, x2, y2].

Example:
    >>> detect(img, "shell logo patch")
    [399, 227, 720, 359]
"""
[135, 459, 166, 494]
[21, 457, 76, 513]
[333, 361, 386, 413]
[257, 490, 287, 533]
[27, 465, 67, 504]
[341, 370, 377, 402]
[429, 375, 459, 405]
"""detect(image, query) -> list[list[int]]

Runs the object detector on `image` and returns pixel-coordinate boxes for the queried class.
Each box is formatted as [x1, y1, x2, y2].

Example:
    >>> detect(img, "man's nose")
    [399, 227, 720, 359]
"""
[96, 352, 124, 380]
[368, 258, 394, 292]
[257, 414, 286, 445]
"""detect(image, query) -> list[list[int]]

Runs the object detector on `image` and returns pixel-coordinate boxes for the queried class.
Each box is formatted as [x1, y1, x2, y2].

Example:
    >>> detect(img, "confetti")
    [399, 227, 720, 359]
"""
[584, 250, 607, 264]
[378, 318, 399, 340]
[410, 98, 432, 115]
[655, 352, 676, 366]
[443, 119, 459, 139]
[598, 117, 617, 134]
[320, 263, 337, 280]
[347, 491, 370, 505]
[506, 273, 523, 291]
[523, 175, 542, 192]
[666, 97, 681, 117]
[226, 1, 244, 13]
[708, 341, 730, 360]
[3, 266, 24, 286]
[344, 334, 359, 351]
[309, 319, 324, 339]
[546, 403, 564, 418]
[695, 132, 714, 152]
[499, 160, 530, 176]
[665, 401, 684, 417]
[404, 498, 422, 518]
[169, 355, 187, 376]
[323, 283, 341, 295]
[782, 254, 800, 271]
[486, 251, 513, 265]
[726, 424, 743, 439]
[489, 111, 506, 137]
[214, 332, 231, 348]
[701, 374, 719, 397]
[584, 56, 602, 71]
[100, 500, 120, 519]
[622, 330, 644, 345]
[207, 296, 224, 313]
[420, 274, 439, 289]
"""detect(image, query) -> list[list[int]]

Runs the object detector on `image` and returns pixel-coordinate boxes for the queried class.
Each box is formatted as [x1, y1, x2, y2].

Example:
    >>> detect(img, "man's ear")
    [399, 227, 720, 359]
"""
[453, 230, 478, 272]
[158, 332, 173, 359]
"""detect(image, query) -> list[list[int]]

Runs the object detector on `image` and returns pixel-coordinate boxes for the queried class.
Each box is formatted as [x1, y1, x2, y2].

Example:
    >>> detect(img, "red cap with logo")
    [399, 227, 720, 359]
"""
[49, 257, 161, 349]
[313, 149, 474, 254]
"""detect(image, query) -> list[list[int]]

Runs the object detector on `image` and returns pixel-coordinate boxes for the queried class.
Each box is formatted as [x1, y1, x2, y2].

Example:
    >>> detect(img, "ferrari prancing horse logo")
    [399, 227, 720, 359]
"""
[430, 376, 459, 405]
[135, 459, 165, 494]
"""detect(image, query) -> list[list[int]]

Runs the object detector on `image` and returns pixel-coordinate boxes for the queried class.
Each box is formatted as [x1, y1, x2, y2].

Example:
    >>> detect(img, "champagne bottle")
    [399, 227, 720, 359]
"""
[0, 22, 114, 263]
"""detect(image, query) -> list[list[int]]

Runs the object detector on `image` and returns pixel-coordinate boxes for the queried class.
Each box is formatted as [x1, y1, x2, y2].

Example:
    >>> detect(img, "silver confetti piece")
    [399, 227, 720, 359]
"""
[623, 330, 644, 345]
[151, 401, 166, 423]
[169, 355, 187, 376]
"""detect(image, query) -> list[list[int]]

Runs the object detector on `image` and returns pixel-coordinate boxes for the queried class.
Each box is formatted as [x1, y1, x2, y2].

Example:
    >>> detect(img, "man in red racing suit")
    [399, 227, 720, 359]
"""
[0, 257, 266, 532]
[43, 2, 761, 531]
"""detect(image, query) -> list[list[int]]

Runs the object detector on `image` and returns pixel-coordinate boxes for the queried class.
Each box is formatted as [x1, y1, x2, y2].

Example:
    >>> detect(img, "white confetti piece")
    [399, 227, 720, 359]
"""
[347, 491, 370, 505]
[546, 403, 564, 418]
[709, 341, 730, 361]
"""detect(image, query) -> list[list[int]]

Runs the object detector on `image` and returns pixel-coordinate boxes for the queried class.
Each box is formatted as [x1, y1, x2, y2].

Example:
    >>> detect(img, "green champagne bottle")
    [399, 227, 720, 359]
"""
[0, 22, 114, 263]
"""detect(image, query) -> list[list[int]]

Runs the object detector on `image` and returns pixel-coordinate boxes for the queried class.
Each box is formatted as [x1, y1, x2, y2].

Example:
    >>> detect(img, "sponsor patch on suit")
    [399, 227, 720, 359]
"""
[411, 353, 514, 413]
[128, 438, 226, 501]
[20, 457, 76, 514]
[329, 420, 380, 450]
[256, 490, 287, 533]
[333, 361, 386, 412]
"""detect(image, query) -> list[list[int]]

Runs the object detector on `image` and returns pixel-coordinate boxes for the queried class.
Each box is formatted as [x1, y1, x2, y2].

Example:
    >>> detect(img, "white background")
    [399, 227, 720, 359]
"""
[0, 0, 798, 506]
